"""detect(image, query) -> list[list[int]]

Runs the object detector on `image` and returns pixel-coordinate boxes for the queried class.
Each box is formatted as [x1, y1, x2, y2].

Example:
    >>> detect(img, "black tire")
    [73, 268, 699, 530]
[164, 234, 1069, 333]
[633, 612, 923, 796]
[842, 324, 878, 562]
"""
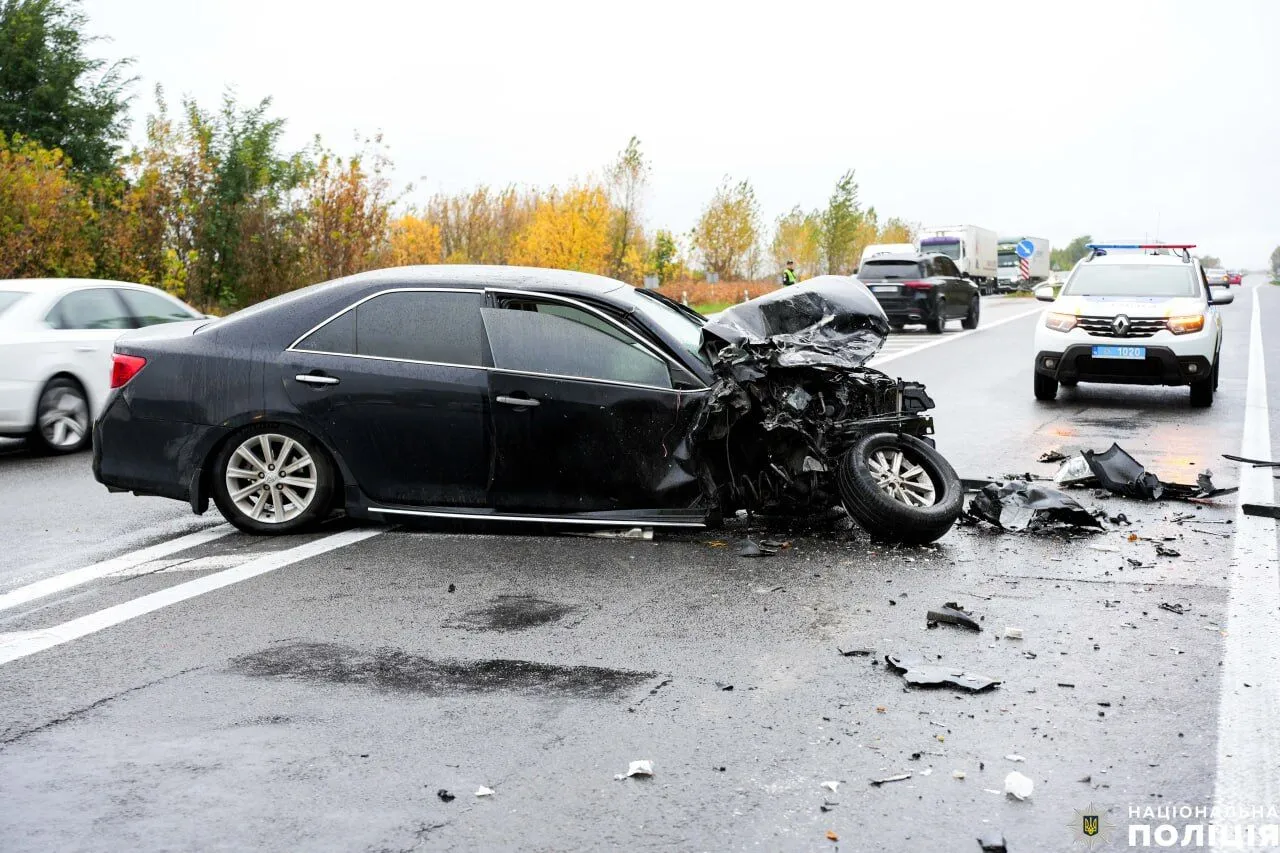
[961, 295, 980, 330]
[211, 424, 336, 534]
[31, 377, 91, 454]
[1034, 372, 1058, 401]
[1060, 379, 1078, 388]
[1190, 365, 1215, 408]
[927, 302, 947, 334]
[836, 432, 963, 545]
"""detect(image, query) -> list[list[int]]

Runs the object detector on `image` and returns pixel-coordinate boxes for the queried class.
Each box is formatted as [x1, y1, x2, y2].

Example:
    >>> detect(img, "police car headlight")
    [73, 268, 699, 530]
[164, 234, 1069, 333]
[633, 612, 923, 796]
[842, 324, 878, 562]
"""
[1167, 315, 1205, 335]
[1045, 312, 1077, 332]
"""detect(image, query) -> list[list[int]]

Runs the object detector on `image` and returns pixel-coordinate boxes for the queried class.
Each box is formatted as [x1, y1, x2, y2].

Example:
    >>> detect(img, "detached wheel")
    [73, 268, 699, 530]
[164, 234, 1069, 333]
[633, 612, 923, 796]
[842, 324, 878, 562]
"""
[212, 425, 335, 534]
[33, 377, 91, 454]
[961, 296, 980, 330]
[836, 433, 963, 545]
[927, 302, 947, 334]
[1034, 372, 1058, 401]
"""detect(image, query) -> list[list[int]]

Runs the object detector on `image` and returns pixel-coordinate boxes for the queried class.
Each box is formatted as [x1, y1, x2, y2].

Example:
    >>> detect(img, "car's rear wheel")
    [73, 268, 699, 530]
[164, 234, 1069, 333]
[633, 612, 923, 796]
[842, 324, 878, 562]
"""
[927, 302, 947, 334]
[961, 296, 980, 330]
[32, 377, 91, 454]
[211, 425, 335, 534]
[1190, 359, 1216, 408]
[836, 432, 963, 545]
[1034, 371, 1058, 401]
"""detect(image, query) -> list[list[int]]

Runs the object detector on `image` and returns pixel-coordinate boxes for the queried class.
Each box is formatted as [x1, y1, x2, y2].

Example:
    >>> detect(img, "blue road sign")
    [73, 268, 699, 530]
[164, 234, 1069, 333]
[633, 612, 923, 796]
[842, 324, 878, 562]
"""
[1015, 239, 1036, 259]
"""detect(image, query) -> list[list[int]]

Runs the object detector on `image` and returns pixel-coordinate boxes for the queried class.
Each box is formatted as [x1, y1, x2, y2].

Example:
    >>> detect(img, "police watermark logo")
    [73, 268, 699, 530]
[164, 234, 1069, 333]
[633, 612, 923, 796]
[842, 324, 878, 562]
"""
[1068, 804, 1115, 848]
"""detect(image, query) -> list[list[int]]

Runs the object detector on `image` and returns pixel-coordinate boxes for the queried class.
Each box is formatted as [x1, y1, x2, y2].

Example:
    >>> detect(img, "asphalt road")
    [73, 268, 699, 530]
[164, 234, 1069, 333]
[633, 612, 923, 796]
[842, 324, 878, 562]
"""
[1, 282, 1277, 852]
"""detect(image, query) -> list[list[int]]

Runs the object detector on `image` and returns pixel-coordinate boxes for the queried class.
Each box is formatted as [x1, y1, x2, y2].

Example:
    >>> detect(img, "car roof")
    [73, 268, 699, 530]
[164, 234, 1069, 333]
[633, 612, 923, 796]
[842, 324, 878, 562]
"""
[862, 253, 938, 263]
[0, 277, 153, 294]
[333, 265, 629, 297]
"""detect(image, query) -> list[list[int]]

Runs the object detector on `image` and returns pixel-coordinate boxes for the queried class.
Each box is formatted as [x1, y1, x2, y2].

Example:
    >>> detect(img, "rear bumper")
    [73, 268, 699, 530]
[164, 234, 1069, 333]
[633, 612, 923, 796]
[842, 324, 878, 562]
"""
[876, 294, 941, 325]
[1034, 345, 1212, 386]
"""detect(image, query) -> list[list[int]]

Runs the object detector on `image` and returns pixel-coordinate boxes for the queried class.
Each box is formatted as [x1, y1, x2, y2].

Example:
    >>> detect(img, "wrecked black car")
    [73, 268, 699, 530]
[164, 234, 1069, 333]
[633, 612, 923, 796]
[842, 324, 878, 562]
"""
[94, 266, 963, 543]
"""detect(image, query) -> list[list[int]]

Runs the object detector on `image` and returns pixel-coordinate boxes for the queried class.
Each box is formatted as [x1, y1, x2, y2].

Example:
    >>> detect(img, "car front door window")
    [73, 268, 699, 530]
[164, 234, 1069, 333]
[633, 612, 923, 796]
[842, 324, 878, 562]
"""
[47, 289, 134, 330]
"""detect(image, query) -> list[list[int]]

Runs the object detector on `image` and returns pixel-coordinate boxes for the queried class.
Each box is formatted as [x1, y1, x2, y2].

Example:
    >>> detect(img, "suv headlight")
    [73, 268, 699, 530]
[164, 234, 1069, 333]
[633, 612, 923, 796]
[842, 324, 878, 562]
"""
[1045, 312, 1077, 332]
[1167, 315, 1205, 335]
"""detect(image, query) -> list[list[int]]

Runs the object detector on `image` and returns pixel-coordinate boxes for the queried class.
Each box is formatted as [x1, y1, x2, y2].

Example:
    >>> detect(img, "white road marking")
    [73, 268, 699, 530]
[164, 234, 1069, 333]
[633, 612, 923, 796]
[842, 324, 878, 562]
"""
[870, 303, 1045, 366]
[0, 528, 381, 666]
[106, 553, 251, 578]
[1212, 286, 1280, 821]
[0, 525, 231, 613]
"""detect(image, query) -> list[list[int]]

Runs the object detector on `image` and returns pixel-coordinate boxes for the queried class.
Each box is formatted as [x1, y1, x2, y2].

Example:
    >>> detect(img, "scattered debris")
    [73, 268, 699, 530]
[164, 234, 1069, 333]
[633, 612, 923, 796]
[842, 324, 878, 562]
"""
[968, 481, 1102, 532]
[624, 760, 653, 778]
[761, 538, 791, 549]
[1243, 504, 1280, 520]
[1038, 449, 1069, 463]
[1004, 627, 1024, 640]
[1004, 771, 1034, 800]
[821, 780, 840, 793]
[837, 647, 874, 657]
[436, 789, 455, 803]
[920, 768, 933, 776]
[884, 651, 1000, 692]
[977, 831, 1009, 852]
[447, 583, 456, 594]
[737, 538, 777, 558]
[475, 786, 495, 797]
[952, 769, 967, 780]
[1084, 443, 1165, 499]
[705, 540, 727, 548]
[1159, 602, 1188, 616]
[1155, 543, 1181, 557]
[584, 527, 653, 540]
[1058, 682, 1075, 688]
[1224, 454, 1280, 469]
[870, 772, 913, 786]
[826, 830, 839, 842]
[1054, 454, 1095, 488]
[926, 602, 982, 632]
[1005, 754, 1025, 762]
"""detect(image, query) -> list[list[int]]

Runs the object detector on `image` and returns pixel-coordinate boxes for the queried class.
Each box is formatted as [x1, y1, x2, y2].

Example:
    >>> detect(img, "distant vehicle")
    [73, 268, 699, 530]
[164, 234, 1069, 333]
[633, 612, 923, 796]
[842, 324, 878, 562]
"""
[1032, 244, 1233, 407]
[859, 243, 916, 265]
[857, 253, 981, 334]
[917, 225, 998, 294]
[1205, 267, 1230, 287]
[0, 279, 205, 453]
[996, 236, 1051, 291]
[1226, 270, 1243, 286]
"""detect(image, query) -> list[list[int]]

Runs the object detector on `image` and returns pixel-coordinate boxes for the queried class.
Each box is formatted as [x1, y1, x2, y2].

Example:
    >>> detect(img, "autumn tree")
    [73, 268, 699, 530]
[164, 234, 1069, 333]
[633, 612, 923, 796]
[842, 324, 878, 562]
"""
[0, 0, 133, 177]
[387, 213, 442, 266]
[425, 184, 535, 264]
[510, 184, 613, 273]
[877, 217, 915, 244]
[692, 177, 760, 280]
[771, 206, 822, 278]
[606, 136, 647, 282]
[298, 136, 395, 282]
[819, 169, 864, 275]
[648, 228, 681, 284]
[0, 132, 94, 276]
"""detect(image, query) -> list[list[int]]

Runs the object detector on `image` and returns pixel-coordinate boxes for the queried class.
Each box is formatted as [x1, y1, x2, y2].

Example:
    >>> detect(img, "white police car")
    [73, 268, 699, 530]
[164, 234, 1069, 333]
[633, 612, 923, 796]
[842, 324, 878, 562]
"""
[1032, 244, 1233, 407]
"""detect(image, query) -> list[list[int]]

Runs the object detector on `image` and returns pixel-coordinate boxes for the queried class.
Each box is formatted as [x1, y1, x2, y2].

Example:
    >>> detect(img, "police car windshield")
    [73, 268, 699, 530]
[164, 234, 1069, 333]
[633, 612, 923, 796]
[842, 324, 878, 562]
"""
[1064, 265, 1199, 298]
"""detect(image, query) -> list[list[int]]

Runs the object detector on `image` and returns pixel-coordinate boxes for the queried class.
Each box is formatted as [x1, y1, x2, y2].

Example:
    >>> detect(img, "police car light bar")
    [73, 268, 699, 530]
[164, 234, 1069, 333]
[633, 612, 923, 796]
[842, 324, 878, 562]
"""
[1085, 244, 1196, 250]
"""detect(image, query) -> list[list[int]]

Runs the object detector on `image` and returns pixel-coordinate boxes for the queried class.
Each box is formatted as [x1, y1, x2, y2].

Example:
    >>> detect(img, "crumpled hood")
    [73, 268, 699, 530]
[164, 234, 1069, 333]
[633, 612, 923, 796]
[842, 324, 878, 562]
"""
[1050, 294, 1207, 317]
[702, 276, 889, 370]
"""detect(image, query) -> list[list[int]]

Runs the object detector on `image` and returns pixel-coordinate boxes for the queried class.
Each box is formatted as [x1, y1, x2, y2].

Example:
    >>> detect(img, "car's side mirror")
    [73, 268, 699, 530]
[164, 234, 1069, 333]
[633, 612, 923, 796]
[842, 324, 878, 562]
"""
[1210, 288, 1234, 306]
[1034, 284, 1057, 302]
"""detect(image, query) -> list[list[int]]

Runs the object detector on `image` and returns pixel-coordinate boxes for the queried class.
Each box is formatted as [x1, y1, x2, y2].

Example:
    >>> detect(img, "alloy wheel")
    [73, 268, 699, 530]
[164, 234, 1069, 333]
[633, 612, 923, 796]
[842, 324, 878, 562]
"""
[866, 447, 937, 507]
[38, 386, 89, 450]
[224, 433, 319, 524]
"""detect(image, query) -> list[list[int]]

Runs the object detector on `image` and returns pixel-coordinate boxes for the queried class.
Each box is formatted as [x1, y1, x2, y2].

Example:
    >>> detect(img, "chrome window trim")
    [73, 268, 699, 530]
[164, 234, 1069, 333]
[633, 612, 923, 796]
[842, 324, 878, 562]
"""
[285, 287, 481, 353]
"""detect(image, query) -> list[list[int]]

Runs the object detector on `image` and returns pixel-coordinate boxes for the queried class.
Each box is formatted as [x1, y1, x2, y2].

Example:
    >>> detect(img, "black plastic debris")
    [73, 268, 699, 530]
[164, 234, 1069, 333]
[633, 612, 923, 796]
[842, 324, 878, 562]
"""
[967, 481, 1102, 532]
[1155, 543, 1181, 558]
[926, 602, 981, 632]
[884, 651, 1000, 692]
[436, 789, 455, 803]
[1243, 504, 1280, 520]
[1223, 454, 1280, 469]
[737, 539, 777, 558]
[1084, 444, 1164, 499]
[837, 647, 874, 657]
[1038, 450, 1068, 463]
[1159, 602, 1187, 615]
[977, 831, 1008, 852]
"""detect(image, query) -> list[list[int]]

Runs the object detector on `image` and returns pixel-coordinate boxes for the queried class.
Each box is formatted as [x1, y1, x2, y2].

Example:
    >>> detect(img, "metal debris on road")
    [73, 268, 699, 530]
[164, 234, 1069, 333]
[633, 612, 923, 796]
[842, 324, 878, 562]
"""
[1159, 602, 1188, 615]
[967, 481, 1102, 532]
[837, 647, 874, 657]
[869, 772, 913, 786]
[926, 602, 982, 632]
[737, 539, 777, 558]
[1004, 771, 1034, 800]
[1155, 543, 1181, 557]
[884, 651, 1000, 692]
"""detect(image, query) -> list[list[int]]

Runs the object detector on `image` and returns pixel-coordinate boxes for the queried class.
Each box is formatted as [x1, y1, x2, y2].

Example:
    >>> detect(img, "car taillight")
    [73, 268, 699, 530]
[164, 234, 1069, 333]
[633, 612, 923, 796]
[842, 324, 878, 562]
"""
[903, 280, 933, 291]
[110, 353, 147, 388]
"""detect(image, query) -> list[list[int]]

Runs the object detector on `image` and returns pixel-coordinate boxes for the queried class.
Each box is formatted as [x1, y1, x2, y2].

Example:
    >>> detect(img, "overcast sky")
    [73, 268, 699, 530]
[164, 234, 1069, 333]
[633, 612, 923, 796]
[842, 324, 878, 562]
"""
[82, 0, 1278, 266]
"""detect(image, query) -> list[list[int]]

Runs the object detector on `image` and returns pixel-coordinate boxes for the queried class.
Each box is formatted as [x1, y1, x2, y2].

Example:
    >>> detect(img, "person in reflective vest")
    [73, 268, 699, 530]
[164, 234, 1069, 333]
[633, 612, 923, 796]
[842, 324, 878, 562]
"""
[781, 260, 798, 286]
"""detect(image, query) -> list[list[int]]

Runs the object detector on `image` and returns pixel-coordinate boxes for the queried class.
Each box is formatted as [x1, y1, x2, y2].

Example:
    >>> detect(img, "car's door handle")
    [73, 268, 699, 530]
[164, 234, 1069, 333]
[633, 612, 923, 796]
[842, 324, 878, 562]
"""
[74, 345, 96, 352]
[495, 395, 539, 408]
[295, 374, 340, 386]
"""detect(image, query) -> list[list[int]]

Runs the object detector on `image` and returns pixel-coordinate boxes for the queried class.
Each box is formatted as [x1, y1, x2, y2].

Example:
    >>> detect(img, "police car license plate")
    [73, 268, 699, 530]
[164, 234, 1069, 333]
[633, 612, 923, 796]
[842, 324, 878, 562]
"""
[871, 285, 897, 294]
[1092, 345, 1146, 360]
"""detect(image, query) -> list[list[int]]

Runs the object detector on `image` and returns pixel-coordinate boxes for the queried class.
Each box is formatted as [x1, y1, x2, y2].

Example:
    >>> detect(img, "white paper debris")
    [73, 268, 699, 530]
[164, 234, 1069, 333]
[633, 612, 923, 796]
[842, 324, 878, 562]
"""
[952, 770, 966, 780]
[1004, 771, 1034, 800]
[821, 781, 840, 793]
[921, 768, 932, 776]
[1004, 627, 1024, 640]
[626, 760, 654, 778]
[1005, 754, 1026, 762]
[475, 786, 495, 797]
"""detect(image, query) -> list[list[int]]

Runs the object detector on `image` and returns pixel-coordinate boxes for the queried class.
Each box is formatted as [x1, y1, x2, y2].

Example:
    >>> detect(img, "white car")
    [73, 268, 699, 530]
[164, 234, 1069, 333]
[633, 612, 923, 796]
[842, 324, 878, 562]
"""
[1031, 245, 1233, 407]
[0, 279, 205, 453]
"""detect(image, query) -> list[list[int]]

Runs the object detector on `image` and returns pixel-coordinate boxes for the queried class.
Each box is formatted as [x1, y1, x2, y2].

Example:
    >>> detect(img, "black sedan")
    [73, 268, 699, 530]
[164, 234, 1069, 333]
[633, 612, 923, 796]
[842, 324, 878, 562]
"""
[856, 253, 981, 333]
[94, 266, 964, 543]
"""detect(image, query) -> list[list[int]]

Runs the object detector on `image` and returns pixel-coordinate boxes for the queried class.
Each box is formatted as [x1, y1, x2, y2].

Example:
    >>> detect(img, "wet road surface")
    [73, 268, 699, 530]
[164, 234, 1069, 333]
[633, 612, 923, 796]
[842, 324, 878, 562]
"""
[1, 282, 1277, 851]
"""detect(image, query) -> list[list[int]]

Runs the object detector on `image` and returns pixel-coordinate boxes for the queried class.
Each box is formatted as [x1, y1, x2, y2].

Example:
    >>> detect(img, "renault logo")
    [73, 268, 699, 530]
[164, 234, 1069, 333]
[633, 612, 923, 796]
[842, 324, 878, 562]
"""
[1112, 314, 1131, 336]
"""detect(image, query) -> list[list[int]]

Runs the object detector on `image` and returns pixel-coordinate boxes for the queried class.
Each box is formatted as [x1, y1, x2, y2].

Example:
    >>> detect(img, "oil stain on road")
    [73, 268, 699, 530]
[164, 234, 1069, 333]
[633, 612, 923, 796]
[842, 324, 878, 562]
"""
[451, 594, 578, 632]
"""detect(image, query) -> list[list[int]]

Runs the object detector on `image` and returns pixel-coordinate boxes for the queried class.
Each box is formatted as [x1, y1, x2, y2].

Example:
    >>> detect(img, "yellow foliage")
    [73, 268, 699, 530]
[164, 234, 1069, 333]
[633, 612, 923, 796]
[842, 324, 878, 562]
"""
[771, 207, 823, 278]
[0, 135, 95, 278]
[510, 185, 613, 274]
[388, 214, 443, 266]
[878, 218, 915, 244]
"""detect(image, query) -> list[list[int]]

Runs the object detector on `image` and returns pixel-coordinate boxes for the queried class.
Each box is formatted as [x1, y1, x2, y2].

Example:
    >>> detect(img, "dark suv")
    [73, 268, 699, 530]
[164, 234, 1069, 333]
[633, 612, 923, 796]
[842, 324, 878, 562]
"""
[856, 253, 981, 333]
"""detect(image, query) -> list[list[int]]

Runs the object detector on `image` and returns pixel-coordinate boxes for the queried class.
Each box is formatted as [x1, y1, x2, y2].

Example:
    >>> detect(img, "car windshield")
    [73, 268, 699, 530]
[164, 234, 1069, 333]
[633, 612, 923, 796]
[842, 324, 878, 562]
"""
[0, 291, 26, 317]
[997, 252, 1018, 268]
[919, 240, 960, 260]
[1064, 264, 1199, 298]
[859, 261, 923, 280]
[628, 288, 708, 365]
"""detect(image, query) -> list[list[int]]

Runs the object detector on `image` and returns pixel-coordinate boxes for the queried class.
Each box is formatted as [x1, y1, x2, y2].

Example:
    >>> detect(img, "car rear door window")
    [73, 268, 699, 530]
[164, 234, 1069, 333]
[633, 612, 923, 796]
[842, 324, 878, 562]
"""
[936, 257, 961, 277]
[118, 289, 200, 326]
[296, 290, 485, 366]
[481, 301, 672, 389]
[47, 288, 134, 330]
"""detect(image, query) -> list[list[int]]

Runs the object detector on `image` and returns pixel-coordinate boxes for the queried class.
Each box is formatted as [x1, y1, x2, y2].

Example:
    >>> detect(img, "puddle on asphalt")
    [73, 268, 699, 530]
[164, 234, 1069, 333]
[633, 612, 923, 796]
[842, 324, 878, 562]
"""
[452, 594, 577, 631]
[230, 642, 653, 698]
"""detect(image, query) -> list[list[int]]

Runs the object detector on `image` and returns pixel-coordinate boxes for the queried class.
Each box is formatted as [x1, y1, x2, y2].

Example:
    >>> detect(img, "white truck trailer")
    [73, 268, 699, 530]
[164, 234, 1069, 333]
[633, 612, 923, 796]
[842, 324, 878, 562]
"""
[996, 236, 1051, 291]
[917, 225, 998, 294]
